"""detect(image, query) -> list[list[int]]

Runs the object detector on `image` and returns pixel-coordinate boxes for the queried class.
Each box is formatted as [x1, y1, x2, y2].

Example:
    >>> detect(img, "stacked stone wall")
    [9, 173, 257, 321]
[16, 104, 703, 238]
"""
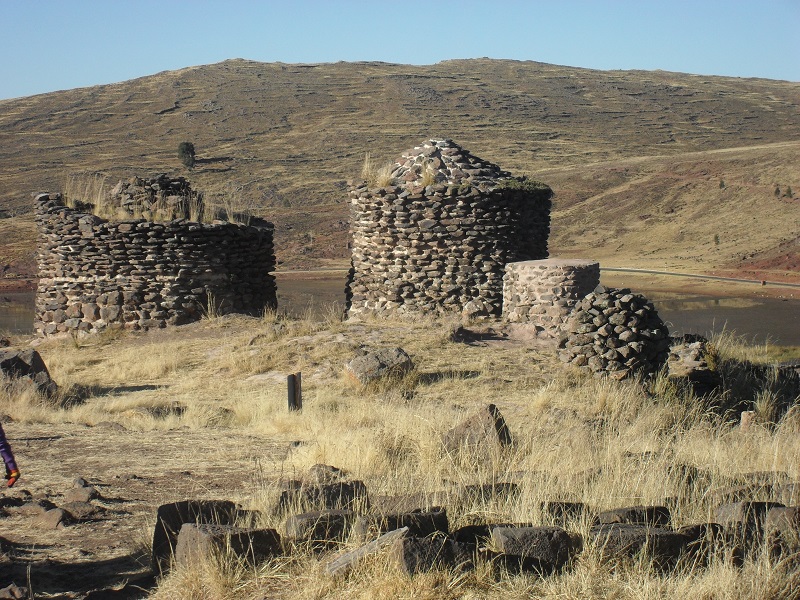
[34, 193, 276, 336]
[502, 259, 600, 334]
[346, 139, 551, 317]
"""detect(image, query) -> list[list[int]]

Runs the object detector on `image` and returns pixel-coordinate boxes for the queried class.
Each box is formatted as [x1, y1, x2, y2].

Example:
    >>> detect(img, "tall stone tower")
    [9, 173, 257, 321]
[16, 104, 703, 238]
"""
[346, 139, 552, 317]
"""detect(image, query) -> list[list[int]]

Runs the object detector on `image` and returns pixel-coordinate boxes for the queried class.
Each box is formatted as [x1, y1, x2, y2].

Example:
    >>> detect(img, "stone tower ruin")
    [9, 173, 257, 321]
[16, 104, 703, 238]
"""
[34, 193, 277, 336]
[346, 139, 552, 317]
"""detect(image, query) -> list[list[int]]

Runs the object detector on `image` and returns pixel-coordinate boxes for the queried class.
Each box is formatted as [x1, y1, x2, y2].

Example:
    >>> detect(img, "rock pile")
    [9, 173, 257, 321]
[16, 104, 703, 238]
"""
[153, 461, 800, 581]
[667, 334, 721, 395]
[34, 193, 276, 336]
[80, 174, 203, 221]
[559, 286, 670, 377]
[346, 139, 552, 318]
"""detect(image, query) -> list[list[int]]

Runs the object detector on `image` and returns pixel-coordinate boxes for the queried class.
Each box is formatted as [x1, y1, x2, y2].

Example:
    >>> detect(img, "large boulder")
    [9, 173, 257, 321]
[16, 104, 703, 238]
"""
[344, 346, 413, 385]
[0, 348, 58, 397]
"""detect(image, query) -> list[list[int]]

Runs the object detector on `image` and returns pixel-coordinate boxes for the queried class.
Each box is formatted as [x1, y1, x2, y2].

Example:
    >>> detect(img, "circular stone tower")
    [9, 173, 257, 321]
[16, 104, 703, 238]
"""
[346, 139, 552, 317]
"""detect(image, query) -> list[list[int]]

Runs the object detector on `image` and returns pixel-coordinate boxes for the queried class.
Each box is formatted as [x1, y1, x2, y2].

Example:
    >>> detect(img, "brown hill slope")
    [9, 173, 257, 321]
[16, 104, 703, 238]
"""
[0, 59, 798, 281]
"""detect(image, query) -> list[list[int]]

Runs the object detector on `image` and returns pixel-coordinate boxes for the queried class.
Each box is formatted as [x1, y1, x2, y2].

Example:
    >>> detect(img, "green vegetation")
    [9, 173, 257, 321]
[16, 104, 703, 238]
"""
[178, 141, 196, 170]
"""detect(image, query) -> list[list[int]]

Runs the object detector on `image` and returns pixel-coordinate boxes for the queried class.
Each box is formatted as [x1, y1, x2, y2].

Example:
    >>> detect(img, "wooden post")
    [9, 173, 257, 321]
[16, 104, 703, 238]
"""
[288, 372, 302, 411]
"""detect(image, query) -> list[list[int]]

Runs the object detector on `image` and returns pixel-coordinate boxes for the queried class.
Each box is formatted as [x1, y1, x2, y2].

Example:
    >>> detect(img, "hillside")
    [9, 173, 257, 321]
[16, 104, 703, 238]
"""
[0, 58, 798, 282]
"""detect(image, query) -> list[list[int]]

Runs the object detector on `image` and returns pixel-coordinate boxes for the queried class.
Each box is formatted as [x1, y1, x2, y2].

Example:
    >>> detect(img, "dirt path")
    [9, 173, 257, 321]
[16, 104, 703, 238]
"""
[1, 422, 291, 597]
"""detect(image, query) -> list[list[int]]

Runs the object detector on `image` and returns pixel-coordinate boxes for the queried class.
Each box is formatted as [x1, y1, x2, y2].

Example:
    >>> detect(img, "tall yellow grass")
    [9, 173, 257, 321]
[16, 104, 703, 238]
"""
[2, 315, 798, 598]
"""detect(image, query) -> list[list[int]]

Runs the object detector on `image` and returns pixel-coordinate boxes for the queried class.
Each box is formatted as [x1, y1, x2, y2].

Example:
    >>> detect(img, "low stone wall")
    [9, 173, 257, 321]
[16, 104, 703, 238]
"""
[502, 259, 600, 334]
[34, 193, 276, 336]
[346, 139, 552, 318]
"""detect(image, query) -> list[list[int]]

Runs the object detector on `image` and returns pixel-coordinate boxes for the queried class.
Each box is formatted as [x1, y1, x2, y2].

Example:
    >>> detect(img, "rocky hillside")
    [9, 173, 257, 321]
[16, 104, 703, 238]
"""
[0, 59, 798, 280]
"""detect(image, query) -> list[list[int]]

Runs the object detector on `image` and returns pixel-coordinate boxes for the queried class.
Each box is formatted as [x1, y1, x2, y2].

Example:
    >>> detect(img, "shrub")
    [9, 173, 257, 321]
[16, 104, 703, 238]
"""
[178, 142, 196, 170]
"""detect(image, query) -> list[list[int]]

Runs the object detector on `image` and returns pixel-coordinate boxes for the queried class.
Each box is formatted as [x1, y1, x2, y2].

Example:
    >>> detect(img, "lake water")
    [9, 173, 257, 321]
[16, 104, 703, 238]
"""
[2, 279, 799, 346]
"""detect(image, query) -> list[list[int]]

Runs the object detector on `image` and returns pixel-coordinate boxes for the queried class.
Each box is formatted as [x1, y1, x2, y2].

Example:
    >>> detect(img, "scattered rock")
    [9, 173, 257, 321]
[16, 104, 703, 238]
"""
[442, 404, 512, 454]
[0, 583, 27, 600]
[344, 346, 413, 385]
[275, 479, 370, 514]
[539, 501, 588, 523]
[0, 348, 58, 396]
[306, 464, 348, 485]
[35, 508, 68, 529]
[714, 501, 784, 540]
[666, 334, 720, 395]
[457, 482, 518, 505]
[590, 524, 687, 568]
[64, 485, 100, 503]
[63, 501, 105, 521]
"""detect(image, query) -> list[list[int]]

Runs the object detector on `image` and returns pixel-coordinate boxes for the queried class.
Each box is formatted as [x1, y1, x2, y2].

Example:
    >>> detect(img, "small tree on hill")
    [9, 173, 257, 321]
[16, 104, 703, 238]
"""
[178, 142, 196, 170]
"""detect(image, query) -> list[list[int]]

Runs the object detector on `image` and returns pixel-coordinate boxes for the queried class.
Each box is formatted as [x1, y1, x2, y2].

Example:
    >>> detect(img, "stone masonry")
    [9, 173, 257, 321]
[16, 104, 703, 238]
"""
[34, 193, 276, 336]
[346, 139, 552, 317]
[502, 259, 600, 335]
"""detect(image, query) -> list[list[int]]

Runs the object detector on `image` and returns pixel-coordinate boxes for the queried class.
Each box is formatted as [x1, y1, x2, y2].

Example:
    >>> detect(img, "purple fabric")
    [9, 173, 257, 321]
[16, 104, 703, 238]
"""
[0, 423, 18, 473]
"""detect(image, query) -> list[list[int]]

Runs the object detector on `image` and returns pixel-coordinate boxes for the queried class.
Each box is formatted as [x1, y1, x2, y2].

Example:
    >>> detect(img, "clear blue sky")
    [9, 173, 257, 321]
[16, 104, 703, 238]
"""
[1, 0, 798, 100]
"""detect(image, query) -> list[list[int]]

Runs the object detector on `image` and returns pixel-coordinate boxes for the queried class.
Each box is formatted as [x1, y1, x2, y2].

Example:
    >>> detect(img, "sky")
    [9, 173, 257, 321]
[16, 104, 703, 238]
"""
[1, 0, 798, 101]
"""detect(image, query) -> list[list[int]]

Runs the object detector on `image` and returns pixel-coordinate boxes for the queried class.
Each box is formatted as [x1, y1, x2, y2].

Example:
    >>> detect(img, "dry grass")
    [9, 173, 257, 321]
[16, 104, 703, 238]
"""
[361, 153, 395, 189]
[2, 315, 799, 598]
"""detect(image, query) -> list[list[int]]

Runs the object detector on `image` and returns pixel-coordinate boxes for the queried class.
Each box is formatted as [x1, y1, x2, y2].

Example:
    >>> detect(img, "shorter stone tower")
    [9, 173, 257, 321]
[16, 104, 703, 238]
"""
[346, 139, 552, 317]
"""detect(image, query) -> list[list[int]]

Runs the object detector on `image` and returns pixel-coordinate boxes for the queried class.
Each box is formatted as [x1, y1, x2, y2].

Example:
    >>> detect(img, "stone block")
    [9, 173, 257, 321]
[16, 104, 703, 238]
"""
[275, 480, 370, 514]
[590, 524, 687, 568]
[283, 509, 355, 548]
[390, 534, 476, 575]
[325, 527, 409, 577]
[595, 505, 671, 527]
[351, 507, 448, 542]
[714, 501, 784, 539]
[175, 523, 281, 566]
[457, 482, 518, 505]
[765, 506, 800, 558]
[152, 499, 240, 573]
[490, 526, 578, 573]
[677, 523, 729, 565]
